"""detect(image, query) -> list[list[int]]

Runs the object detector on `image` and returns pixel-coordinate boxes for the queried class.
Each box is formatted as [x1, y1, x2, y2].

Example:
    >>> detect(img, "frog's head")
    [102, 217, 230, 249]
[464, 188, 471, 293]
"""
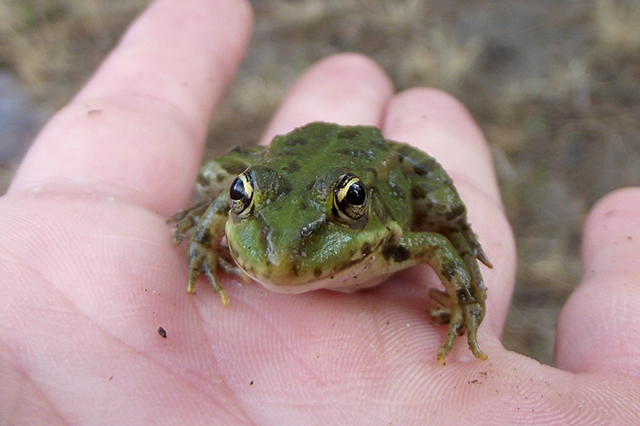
[224, 165, 401, 293]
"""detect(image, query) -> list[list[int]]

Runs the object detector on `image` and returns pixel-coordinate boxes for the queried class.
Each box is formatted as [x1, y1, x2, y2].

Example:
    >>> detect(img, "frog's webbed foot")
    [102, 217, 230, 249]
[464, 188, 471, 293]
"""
[186, 240, 230, 306]
[385, 232, 488, 365]
[166, 198, 213, 246]
[186, 247, 249, 305]
[429, 288, 486, 365]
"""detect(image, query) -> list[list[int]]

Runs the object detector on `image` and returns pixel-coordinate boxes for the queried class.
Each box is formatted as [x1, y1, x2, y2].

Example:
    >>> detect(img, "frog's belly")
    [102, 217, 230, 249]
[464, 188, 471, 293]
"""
[242, 253, 399, 294]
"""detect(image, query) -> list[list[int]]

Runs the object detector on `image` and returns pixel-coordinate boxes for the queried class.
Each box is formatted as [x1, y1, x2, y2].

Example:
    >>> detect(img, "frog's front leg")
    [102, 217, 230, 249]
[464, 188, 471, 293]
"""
[183, 193, 232, 306]
[168, 146, 267, 245]
[383, 231, 487, 365]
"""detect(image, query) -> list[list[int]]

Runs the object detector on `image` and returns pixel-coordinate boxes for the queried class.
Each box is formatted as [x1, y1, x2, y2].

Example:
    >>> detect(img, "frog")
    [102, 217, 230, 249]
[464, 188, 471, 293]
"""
[168, 121, 492, 365]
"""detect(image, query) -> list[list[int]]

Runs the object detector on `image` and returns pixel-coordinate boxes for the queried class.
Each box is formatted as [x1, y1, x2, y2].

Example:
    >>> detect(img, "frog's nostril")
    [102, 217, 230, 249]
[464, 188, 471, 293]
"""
[298, 214, 327, 246]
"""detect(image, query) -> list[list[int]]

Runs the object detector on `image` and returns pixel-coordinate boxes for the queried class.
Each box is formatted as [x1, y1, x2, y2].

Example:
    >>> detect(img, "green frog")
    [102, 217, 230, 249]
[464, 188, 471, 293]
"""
[168, 122, 492, 365]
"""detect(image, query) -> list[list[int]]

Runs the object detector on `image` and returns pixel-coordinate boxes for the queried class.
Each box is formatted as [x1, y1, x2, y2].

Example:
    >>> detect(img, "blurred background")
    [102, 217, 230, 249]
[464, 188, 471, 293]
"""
[1, 0, 639, 365]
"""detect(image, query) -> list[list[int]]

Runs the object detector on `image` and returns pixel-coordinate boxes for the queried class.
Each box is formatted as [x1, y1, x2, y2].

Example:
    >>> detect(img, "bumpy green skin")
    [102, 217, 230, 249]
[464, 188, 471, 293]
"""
[168, 122, 492, 365]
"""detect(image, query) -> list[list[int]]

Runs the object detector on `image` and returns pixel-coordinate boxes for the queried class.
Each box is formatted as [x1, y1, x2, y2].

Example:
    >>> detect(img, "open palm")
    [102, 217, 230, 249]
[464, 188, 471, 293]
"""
[1, 1, 639, 424]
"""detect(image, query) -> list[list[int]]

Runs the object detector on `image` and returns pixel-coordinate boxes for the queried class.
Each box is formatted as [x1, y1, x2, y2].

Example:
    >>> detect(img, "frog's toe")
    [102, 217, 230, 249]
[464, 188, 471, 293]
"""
[186, 241, 230, 306]
[428, 288, 486, 364]
[186, 254, 204, 295]
[167, 199, 213, 246]
[468, 332, 488, 361]
[462, 302, 487, 360]
[437, 347, 448, 366]
[428, 289, 458, 328]
[476, 248, 493, 269]
[202, 263, 230, 307]
[171, 227, 187, 247]
[167, 211, 185, 223]
[429, 307, 452, 324]
[434, 306, 463, 365]
[171, 216, 200, 246]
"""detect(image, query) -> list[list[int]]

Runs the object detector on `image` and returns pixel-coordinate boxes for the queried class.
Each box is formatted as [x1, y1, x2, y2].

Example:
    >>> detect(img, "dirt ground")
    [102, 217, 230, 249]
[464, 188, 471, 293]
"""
[2, 0, 639, 365]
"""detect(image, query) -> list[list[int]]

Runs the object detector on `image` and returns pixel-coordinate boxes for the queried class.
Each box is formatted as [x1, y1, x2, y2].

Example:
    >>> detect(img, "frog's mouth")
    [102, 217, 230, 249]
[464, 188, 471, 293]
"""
[237, 250, 392, 294]
[227, 231, 397, 294]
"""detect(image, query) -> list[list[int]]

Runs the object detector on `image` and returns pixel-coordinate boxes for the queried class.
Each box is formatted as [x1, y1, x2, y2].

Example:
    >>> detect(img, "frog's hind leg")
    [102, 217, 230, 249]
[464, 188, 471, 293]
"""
[444, 229, 490, 361]
[383, 231, 487, 365]
[391, 140, 492, 279]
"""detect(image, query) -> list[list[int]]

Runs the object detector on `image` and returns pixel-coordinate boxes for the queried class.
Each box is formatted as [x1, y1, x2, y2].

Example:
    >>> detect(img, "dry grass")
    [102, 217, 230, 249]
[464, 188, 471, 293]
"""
[0, 0, 149, 101]
[397, 30, 483, 91]
[595, 0, 640, 51]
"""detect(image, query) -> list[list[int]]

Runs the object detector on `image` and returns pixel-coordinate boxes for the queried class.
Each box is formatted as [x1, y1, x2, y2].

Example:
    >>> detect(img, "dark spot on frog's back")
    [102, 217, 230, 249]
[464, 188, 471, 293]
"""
[382, 244, 410, 262]
[410, 184, 427, 200]
[281, 160, 300, 174]
[370, 138, 389, 151]
[413, 164, 429, 176]
[337, 129, 361, 139]
[336, 148, 377, 162]
[284, 137, 308, 147]
[314, 267, 323, 278]
[445, 205, 465, 221]
[361, 242, 372, 256]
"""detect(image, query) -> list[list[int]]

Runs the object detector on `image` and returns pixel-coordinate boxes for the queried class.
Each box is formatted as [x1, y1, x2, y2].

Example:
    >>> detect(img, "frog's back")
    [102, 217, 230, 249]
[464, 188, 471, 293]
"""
[264, 122, 394, 179]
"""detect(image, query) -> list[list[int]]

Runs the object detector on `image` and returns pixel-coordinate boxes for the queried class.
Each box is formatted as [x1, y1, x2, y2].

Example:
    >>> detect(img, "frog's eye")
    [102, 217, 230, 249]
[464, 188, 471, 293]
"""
[333, 174, 369, 228]
[229, 172, 253, 218]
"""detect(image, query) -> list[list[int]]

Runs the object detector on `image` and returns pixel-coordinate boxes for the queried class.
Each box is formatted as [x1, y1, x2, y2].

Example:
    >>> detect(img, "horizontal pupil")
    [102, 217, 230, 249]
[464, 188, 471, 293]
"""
[346, 182, 366, 205]
[229, 177, 246, 200]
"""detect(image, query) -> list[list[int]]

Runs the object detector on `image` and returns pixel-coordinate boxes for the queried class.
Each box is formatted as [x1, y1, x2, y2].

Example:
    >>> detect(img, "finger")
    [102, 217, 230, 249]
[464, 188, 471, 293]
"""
[260, 53, 394, 143]
[382, 88, 517, 336]
[556, 187, 640, 375]
[9, 0, 253, 215]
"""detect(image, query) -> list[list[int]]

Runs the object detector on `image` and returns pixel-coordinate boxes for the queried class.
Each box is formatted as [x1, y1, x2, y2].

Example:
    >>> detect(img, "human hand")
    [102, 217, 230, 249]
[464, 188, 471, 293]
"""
[1, 0, 639, 424]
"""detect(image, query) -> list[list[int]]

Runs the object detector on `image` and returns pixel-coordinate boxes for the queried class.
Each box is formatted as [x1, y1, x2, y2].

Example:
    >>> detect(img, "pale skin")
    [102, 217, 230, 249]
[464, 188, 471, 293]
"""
[1, 1, 640, 424]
